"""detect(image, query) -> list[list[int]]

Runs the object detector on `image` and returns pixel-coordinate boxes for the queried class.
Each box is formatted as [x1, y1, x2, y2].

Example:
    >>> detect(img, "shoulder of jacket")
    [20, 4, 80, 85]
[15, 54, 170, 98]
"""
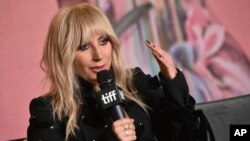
[132, 67, 144, 75]
[29, 96, 54, 126]
[131, 67, 144, 80]
[130, 67, 152, 92]
[132, 67, 163, 91]
[29, 96, 52, 110]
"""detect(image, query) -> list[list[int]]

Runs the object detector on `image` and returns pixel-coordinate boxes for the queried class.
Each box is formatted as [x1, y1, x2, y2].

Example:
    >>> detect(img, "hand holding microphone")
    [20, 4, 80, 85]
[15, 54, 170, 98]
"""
[112, 118, 137, 141]
[96, 70, 137, 140]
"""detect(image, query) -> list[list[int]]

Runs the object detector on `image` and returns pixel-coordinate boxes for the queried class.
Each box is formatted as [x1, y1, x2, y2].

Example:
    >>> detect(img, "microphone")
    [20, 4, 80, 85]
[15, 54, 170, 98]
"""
[96, 70, 126, 121]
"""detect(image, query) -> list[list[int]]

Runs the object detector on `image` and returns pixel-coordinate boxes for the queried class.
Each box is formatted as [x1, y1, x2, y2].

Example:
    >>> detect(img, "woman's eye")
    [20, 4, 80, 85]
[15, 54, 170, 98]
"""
[99, 38, 109, 46]
[78, 44, 90, 51]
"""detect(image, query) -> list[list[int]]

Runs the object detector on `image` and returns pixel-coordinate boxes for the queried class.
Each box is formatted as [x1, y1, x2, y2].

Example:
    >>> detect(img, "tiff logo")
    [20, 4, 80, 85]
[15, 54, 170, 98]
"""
[102, 90, 117, 104]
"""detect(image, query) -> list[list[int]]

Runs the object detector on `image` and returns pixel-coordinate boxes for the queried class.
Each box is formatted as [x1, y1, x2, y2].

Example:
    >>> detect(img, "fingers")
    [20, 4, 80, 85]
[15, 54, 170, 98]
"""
[112, 118, 137, 141]
[145, 40, 163, 58]
[145, 40, 171, 65]
[113, 118, 135, 130]
[145, 40, 172, 62]
[145, 40, 177, 80]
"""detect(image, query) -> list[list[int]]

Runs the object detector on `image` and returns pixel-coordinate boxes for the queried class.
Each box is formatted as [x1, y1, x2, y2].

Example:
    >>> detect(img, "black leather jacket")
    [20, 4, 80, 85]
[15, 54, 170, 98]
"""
[27, 67, 198, 141]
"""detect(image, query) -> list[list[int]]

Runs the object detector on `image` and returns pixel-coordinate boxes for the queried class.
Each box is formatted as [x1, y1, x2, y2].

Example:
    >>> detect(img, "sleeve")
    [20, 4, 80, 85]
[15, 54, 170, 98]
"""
[27, 97, 66, 141]
[133, 67, 198, 141]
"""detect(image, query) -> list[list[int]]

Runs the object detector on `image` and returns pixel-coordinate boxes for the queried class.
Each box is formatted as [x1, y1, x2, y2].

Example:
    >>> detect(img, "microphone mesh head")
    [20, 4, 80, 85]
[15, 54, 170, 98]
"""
[97, 70, 113, 85]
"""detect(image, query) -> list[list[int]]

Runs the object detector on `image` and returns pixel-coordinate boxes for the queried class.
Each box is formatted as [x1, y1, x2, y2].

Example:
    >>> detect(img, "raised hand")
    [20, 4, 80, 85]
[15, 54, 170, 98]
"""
[145, 40, 177, 80]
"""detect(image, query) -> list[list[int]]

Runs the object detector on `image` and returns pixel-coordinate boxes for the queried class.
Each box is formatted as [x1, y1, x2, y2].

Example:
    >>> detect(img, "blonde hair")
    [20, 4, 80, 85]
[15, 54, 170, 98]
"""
[41, 3, 147, 140]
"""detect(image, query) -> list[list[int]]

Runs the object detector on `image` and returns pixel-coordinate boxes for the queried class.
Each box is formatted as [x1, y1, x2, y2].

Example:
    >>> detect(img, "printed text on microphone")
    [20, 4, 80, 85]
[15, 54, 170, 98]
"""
[102, 90, 117, 104]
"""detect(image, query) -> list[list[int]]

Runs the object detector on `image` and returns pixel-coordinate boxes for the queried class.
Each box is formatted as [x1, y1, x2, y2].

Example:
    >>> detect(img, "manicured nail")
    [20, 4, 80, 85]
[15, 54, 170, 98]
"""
[145, 40, 151, 45]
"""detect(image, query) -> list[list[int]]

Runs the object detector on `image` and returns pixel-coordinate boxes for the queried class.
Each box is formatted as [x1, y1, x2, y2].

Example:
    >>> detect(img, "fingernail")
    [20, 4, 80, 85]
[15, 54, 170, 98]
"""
[145, 40, 150, 45]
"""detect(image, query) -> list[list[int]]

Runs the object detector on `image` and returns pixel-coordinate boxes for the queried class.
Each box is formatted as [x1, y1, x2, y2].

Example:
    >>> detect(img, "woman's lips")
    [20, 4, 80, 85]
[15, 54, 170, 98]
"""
[90, 65, 106, 73]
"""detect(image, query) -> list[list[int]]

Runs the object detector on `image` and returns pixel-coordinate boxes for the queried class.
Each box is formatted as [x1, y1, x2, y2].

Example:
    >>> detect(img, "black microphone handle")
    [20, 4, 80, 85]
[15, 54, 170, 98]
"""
[108, 105, 126, 121]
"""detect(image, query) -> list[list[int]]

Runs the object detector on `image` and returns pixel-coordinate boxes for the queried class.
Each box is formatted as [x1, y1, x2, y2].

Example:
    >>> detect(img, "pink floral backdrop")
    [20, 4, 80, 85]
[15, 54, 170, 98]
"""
[67, 0, 250, 102]
[1, 0, 250, 140]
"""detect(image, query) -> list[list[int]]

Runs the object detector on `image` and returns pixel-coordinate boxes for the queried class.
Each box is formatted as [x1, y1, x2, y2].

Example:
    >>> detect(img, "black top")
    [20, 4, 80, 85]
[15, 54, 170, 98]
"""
[27, 67, 198, 141]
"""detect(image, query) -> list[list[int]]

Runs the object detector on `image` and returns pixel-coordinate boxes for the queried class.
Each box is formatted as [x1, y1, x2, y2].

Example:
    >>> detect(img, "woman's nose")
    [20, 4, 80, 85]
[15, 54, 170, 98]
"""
[92, 46, 103, 62]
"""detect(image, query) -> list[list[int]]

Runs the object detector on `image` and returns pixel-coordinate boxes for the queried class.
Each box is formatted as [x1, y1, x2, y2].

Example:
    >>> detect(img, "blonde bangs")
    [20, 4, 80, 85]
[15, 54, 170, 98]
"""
[67, 4, 116, 50]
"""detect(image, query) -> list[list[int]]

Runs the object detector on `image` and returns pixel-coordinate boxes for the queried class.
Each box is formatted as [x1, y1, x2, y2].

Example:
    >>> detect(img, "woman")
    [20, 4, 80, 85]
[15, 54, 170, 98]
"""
[28, 3, 198, 141]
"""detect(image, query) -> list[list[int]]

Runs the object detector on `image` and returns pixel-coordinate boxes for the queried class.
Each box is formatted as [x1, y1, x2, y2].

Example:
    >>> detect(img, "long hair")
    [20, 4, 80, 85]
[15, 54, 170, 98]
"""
[41, 3, 148, 140]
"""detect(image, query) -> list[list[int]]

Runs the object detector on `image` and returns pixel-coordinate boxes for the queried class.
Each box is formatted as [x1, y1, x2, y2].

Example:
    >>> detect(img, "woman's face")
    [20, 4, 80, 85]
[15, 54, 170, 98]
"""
[74, 34, 112, 86]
